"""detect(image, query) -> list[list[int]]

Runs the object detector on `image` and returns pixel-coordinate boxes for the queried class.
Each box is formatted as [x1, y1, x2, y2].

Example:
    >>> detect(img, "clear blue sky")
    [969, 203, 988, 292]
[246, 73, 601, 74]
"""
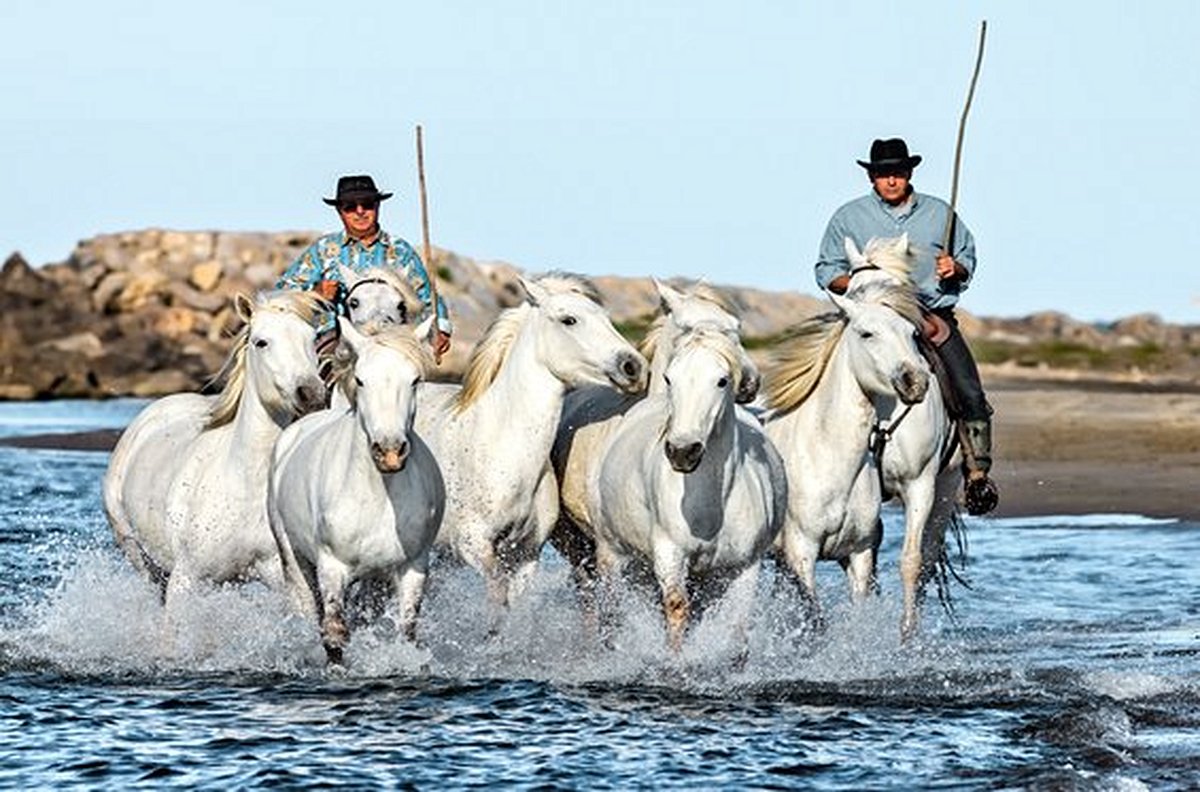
[3, 1, 1197, 323]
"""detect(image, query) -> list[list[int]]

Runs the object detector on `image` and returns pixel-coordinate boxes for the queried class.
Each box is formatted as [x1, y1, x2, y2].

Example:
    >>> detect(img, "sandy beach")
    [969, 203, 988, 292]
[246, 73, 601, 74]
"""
[3, 376, 1198, 521]
[985, 373, 1200, 521]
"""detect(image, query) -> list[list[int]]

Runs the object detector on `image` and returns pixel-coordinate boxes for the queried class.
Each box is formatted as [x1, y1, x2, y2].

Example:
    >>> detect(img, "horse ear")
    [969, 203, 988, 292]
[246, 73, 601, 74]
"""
[413, 315, 435, 341]
[828, 290, 859, 319]
[654, 279, 685, 314]
[519, 276, 546, 307]
[337, 263, 357, 285]
[234, 293, 255, 323]
[892, 233, 909, 256]
[843, 237, 869, 271]
[338, 315, 368, 353]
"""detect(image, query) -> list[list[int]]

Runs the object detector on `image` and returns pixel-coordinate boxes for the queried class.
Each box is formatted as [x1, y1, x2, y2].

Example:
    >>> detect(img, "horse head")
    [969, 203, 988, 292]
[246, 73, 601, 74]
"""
[338, 264, 419, 329]
[216, 292, 326, 428]
[829, 290, 929, 406]
[336, 317, 432, 473]
[521, 273, 648, 395]
[651, 280, 760, 404]
[661, 328, 742, 473]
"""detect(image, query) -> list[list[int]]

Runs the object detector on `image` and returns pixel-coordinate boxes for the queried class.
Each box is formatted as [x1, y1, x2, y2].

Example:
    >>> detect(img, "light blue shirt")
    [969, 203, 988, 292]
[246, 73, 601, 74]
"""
[815, 189, 976, 311]
[276, 229, 452, 333]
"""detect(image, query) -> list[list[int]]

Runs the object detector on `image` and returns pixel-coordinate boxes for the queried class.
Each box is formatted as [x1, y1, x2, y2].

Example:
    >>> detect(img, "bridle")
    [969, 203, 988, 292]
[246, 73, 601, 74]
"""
[342, 278, 407, 323]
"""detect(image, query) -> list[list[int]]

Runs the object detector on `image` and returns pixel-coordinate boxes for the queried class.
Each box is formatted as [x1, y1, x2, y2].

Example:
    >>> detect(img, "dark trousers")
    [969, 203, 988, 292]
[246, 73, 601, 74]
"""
[931, 309, 990, 422]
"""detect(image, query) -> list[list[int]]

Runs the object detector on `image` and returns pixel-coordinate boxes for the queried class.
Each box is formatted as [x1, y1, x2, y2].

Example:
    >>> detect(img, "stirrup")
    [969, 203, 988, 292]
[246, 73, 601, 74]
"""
[964, 472, 999, 516]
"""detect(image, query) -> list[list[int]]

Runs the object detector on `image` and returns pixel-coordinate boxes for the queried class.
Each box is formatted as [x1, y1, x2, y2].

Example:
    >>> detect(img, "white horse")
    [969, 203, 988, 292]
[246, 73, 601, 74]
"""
[268, 319, 442, 663]
[414, 273, 648, 614]
[762, 235, 959, 639]
[589, 327, 788, 651]
[103, 291, 327, 599]
[337, 264, 420, 328]
[551, 280, 759, 572]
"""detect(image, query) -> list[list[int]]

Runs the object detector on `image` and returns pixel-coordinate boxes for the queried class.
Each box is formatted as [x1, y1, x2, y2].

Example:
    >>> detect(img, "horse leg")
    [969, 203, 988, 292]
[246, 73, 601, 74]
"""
[723, 562, 761, 671]
[550, 517, 601, 629]
[897, 478, 936, 643]
[391, 563, 428, 644]
[843, 544, 879, 603]
[592, 541, 626, 648]
[316, 554, 351, 664]
[777, 525, 823, 631]
[652, 543, 689, 652]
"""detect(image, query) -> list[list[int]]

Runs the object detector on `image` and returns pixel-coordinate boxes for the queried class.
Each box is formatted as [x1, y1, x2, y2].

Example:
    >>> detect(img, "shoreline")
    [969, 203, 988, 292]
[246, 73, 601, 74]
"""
[2, 374, 1198, 522]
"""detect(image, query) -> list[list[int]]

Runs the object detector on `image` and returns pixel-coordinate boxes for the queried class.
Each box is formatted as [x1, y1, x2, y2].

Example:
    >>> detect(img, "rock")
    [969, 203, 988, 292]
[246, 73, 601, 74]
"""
[189, 260, 223, 292]
[152, 307, 198, 339]
[0, 383, 37, 400]
[39, 332, 104, 358]
[92, 271, 130, 313]
[169, 281, 227, 313]
[114, 271, 170, 313]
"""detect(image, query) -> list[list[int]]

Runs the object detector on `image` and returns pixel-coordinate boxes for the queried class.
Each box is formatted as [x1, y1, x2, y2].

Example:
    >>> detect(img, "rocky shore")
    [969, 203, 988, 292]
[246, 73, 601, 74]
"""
[2, 229, 1199, 400]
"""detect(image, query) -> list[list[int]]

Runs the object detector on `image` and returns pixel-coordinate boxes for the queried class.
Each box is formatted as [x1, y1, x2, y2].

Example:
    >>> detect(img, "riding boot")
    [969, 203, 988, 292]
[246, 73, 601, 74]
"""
[961, 418, 999, 516]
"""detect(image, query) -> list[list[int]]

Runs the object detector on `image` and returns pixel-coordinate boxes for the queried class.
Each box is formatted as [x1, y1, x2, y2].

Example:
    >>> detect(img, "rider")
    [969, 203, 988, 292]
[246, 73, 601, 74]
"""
[814, 137, 998, 515]
[276, 174, 452, 360]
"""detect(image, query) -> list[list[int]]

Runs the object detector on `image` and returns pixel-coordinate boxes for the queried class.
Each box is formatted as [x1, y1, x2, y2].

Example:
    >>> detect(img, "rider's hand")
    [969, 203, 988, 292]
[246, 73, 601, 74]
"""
[433, 331, 451, 360]
[935, 254, 959, 280]
[314, 280, 341, 302]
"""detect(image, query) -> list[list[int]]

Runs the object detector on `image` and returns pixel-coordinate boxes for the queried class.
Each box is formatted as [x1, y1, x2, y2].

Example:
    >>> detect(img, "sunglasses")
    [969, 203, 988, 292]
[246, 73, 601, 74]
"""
[338, 199, 379, 213]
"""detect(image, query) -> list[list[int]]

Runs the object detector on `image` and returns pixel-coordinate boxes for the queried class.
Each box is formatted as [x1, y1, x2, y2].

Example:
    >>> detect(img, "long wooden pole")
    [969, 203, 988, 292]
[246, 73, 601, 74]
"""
[941, 20, 988, 253]
[415, 124, 442, 363]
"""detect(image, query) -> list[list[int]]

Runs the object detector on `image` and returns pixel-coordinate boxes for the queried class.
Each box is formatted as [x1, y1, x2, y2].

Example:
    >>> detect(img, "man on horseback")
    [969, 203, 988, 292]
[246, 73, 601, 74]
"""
[814, 138, 998, 515]
[276, 174, 452, 360]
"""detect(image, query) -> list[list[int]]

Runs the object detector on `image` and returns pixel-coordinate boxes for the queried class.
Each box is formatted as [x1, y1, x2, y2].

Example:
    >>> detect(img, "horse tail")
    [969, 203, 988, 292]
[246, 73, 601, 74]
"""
[923, 502, 971, 617]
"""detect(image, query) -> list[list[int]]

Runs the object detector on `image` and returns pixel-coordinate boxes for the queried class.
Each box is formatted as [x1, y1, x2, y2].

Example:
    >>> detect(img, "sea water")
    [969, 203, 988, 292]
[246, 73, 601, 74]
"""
[1, 400, 1197, 789]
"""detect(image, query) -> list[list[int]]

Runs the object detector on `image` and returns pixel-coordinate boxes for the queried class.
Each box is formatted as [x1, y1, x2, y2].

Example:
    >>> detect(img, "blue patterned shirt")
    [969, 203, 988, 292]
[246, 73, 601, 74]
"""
[276, 229, 452, 333]
[815, 190, 977, 311]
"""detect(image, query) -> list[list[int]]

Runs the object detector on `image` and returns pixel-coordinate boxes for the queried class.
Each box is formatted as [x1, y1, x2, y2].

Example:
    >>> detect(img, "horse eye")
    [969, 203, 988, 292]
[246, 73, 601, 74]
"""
[717, 376, 729, 389]
[348, 298, 360, 309]
[354, 377, 364, 388]
[253, 338, 269, 349]
[859, 330, 874, 340]
[561, 315, 578, 327]
[663, 374, 671, 387]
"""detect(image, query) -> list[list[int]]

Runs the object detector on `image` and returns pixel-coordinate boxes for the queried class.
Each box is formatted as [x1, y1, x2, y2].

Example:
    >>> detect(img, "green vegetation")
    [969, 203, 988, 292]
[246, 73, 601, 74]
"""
[969, 338, 1172, 372]
[614, 315, 655, 345]
[437, 265, 454, 284]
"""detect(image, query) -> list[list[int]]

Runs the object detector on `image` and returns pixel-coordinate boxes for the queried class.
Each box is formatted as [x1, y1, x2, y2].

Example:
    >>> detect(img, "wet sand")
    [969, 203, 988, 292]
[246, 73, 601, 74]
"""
[2, 377, 1198, 520]
[986, 375, 1200, 521]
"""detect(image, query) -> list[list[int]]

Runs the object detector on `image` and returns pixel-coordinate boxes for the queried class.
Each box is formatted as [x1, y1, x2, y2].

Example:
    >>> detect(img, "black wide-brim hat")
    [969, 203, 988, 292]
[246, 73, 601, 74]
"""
[856, 138, 922, 171]
[323, 174, 394, 206]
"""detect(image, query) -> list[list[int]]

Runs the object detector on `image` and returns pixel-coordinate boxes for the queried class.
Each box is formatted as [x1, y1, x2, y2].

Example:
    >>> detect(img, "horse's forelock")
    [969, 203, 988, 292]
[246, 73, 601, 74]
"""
[683, 281, 738, 317]
[534, 271, 603, 305]
[861, 235, 915, 286]
[349, 267, 420, 305]
[672, 327, 744, 387]
[332, 326, 433, 406]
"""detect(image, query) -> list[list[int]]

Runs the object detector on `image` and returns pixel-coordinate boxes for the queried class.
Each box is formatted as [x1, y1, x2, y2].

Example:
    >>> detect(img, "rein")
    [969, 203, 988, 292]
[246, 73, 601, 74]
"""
[869, 402, 914, 501]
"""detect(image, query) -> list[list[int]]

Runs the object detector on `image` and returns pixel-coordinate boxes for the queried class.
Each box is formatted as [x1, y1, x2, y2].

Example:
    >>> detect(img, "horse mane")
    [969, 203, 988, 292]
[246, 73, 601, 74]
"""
[206, 290, 324, 429]
[762, 312, 846, 414]
[453, 272, 601, 413]
[638, 281, 738, 362]
[331, 324, 434, 405]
